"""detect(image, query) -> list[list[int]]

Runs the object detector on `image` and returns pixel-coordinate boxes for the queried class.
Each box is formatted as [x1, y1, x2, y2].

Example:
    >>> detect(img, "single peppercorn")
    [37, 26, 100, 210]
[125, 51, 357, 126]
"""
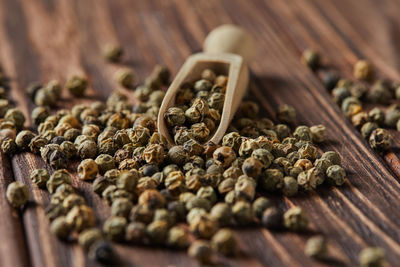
[321, 151, 341, 165]
[213, 146, 236, 168]
[66, 205, 96, 232]
[261, 206, 282, 230]
[31, 106, 50, 125]
[47, 169, 72, 194]
[283, 206, 308, 231]
[301, 49, 320, 70]
[164, 107, 186, 127]
[78, 159, 99, 181]
[310, 124, 327, 143]
[211, 228, 237, 256]
[232, 201, 253, 226]
[30, 169, 50, 188]
[188, 240, 212, 263]
[305, 235, 328, 259]
[15, 130, 36, 150]
[125, 222, 146, 244]
[5, 108, 25, 129]
[1, 138, 17, 155]
[359, 247, 386, 267]
[115, 68, 135, 88]
[354, 60, 374, 81]
[88, 241, 114, 264]
[78, 228, 104, 252]
[276, 104, 296, 124]
[146, 220, 169, 244]
[369, 128, 392, 151]
[167, 226, 190, 249]
[282, 176, 298, 197]
[326, 165, 346, 186]
[103, 216, 127, 242]
[323, 71, 340, 91]
[384, 104, 400, 128]
[209, 202, 232, 227]
[6, 181, 29, 208]
[50, 216, 72, 240]
[103, 44, 123, 62]
[66, 75, 88, 97]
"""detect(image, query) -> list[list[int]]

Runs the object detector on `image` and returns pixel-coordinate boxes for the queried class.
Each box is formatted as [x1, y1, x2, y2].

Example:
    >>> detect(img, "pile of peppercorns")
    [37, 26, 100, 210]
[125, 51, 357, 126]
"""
[1, 45, 385, 267]
[302, 49, 395, 153]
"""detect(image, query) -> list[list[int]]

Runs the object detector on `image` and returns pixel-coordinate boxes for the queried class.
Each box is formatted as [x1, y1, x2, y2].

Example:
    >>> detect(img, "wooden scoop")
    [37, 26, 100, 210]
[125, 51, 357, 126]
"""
[157, 24, 255, 146]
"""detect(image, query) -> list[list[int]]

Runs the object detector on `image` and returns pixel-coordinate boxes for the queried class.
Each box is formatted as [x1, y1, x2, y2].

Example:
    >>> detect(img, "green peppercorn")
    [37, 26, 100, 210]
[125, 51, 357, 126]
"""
[276, 104, 296, 124]
[15, 130, 36, 150]
[283, 206, 308, 231]
[310, 124, 326, 143]
[232, 201, 253, 226]
[31, 106, 50, 125]
[6, 181, 29, 208]
[354, 60, 374, 81]
[261, 206, 282, 231]
[369, 128, 392, 151]
[125, 222, 146, 244]
[49, 149, 68, 170]
[282, 176, 298, 197]
[5, 108, 25, 129]
[103, 44, 123, 62]
[188, 240, 212, 263]
[384, 104, 400, 128]
[115, 68, 135, 88]
[301, 49, 320, 70]
[167, 226, 190, 249]
[305, 235, 328, 259]
[260, 168, 283, 192]
[321, 151, 341, 165]
[63, 194, 85, 210]
[146, 220, 168, 244]
[297, 167, 324, 190]
[66, 75, 88, 97]
[78, 159, 98, 181]
[1, 138, 17, 155]
[252, 197, 272, 219]
[209, 203, 232, 226]
[47, 169, 72, 193]
[241, 157, 262, 178]
[359, 247, 386, 267]
[368, 108, 384, 125]
[211, 228, 237, 256]
[213, 146, 236, 168]
[78, 228, 103, 251]
[326, 165, 346, 186]
[367, 80, 392, 105]
[88, 241, 114, 264]
[50, 216, 72, 240]
[103, 216, 127, 242]
[78, 140, 98, 159]
[30, 169, 50, 188]
[293, 126, 312, 141]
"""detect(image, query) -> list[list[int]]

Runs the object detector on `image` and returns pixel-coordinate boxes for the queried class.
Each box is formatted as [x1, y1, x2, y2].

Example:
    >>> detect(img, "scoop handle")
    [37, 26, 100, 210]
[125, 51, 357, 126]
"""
[203, 24, 255, 62]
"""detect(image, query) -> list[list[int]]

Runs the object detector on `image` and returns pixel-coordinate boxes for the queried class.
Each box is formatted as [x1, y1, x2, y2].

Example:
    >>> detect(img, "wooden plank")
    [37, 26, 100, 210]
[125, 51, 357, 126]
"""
[0, 153, 30, 267]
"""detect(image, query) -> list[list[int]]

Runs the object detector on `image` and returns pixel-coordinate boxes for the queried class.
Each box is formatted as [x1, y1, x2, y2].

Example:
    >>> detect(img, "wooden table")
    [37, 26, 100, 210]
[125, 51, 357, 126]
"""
[1, 0, 399, 266]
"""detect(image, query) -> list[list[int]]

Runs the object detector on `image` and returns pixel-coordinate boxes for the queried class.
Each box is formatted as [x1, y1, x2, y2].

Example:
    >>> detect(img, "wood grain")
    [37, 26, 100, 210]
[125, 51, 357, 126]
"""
[0, 0, 399, 266]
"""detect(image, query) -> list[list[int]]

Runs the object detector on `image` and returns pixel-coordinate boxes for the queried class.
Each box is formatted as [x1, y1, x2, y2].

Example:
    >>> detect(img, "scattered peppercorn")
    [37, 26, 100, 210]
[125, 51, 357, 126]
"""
[359, 247, 386, 267]
[6, 181, 29, 208]
[103, 44, 123, 62]
[305, 235, 328, 259]
[283, 206, 308, 231]
[66, 75, 88, 97]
